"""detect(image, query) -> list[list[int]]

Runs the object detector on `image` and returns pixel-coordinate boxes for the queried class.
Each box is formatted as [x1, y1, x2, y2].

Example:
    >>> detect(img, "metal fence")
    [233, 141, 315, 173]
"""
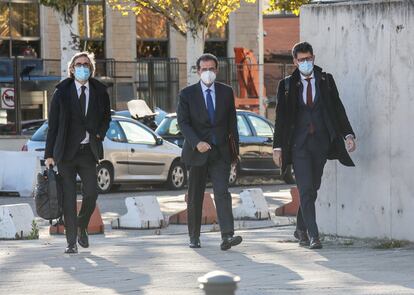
[0, 57, 295, 135]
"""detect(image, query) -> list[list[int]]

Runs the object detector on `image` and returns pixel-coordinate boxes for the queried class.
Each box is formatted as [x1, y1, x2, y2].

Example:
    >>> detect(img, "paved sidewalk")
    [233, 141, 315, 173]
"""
[1, 225, 414, 295]
[1, 184, 414, 294]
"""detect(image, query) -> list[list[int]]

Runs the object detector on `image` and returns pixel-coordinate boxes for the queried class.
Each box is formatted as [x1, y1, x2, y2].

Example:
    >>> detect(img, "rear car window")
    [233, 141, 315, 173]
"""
[31, 122, 48, 141]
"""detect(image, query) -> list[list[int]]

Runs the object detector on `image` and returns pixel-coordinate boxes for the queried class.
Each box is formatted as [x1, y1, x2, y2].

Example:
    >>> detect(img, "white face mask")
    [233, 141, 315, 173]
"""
[200, 71, 216, 85]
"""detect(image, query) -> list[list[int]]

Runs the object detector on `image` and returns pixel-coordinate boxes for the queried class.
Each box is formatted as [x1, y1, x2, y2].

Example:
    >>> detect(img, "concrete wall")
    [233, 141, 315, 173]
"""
[301, 0, 414, 240]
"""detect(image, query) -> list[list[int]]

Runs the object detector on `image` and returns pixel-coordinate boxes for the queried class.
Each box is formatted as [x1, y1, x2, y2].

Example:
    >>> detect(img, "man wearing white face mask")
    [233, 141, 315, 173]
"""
[45, 52, 111, 254]
[177, 53, 242, 251]
[273, 42, 356, 249]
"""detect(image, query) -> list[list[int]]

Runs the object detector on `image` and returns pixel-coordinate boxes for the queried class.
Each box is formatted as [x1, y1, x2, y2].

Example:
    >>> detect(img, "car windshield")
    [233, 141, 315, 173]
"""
[31, 122, 48, 141]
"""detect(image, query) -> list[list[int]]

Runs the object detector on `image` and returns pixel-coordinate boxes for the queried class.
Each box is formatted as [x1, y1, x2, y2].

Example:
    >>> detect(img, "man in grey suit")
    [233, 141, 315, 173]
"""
[177, 53, 242, 251]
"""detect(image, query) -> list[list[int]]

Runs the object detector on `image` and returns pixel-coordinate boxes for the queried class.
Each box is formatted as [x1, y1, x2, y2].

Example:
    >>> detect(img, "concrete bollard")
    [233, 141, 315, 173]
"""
[198, 271, 240, 295]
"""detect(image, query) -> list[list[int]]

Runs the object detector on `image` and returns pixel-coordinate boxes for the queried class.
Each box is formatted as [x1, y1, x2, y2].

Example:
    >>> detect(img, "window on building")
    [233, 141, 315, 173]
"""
[0, 1, 40, 58]
[136, 9, 169, 58]
[78, 0, 105, 59]
[205, 20, 227, 57]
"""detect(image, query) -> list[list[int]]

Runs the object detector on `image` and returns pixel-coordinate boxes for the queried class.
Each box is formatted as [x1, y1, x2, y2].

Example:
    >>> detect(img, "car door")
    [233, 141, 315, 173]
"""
[245, 114, 279, 173]
[103, 120, 129, 180]
[237, 113, 263, 171]
[117, 120, 169, 178]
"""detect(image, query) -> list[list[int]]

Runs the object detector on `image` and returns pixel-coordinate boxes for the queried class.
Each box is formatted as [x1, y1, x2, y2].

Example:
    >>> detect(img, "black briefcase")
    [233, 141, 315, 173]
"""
[34, 167, 63, 221]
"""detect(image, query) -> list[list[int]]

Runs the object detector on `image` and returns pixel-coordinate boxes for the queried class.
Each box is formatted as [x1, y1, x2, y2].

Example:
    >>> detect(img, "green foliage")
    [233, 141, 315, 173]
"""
[39, 0, 81, 23]
[373, 240, 408, 249]
[27, 220, 40, 240]
[109, 0, 257, 36]
[266, 0, 312, 15]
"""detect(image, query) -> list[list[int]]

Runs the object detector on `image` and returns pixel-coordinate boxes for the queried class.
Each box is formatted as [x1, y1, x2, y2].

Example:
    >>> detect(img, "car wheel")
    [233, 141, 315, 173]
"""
[228, 162, 238, 186]
[96, 162, 114, 194]
[167, 160, 187, 190]
[283, 164, 296, 184]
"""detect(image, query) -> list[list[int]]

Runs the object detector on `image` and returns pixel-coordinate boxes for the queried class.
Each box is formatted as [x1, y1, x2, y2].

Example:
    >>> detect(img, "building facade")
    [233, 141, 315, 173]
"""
[0, 0, 262, 135]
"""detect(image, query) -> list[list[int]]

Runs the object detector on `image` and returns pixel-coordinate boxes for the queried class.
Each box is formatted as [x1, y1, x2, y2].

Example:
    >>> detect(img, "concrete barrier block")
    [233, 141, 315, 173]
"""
[233, 188, 270, 220]
[0, 204, 35, 239]
[112, 196, 165, 229]
[0, 151, 41, 197]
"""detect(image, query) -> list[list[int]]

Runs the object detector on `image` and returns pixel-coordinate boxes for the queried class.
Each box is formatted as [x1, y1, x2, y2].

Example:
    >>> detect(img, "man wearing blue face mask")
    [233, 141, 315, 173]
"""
[273, 42, 356, 249]
[45, 52, 111, 254]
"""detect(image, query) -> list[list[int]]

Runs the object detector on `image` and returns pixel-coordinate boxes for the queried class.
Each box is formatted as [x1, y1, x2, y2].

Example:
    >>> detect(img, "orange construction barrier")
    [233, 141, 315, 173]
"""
[234, 47, 267, 113]
[49, 200, 105, 235]
[275, 187, 300, 216]
[169, 193, 217, 225]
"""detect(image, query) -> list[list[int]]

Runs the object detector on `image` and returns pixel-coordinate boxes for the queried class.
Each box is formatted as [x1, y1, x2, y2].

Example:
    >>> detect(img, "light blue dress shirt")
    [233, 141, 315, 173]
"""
[200, 81, 216, 110]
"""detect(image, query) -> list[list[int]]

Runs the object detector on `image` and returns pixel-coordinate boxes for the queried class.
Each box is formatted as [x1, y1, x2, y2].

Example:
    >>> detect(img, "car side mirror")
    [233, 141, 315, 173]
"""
[156, 137, 163, 145]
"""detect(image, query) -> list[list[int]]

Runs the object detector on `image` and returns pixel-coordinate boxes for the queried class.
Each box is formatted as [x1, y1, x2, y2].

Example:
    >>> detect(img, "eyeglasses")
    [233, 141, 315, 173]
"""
[297, 56, 313, 63]
[200, 67, 217, 72]
[74, 63, 90, 68]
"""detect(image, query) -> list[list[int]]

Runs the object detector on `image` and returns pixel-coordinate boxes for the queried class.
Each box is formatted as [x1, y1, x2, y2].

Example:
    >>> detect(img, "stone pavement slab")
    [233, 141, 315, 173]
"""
[1, 226, 414, 295]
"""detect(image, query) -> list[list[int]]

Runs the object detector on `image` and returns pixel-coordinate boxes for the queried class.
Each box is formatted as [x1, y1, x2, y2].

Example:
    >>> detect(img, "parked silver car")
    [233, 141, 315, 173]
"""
[23, 115, 187, 193]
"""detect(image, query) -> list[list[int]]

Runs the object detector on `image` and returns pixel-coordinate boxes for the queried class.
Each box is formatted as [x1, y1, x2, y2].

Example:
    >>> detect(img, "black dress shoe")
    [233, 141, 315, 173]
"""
[189, 237, 201, 248]
[309, 237, 323, 249]
[78, 227, 89, 248]
[294, 229, 310, 247]
[220, 235, 243, 251]
[64, 244, 78, 254]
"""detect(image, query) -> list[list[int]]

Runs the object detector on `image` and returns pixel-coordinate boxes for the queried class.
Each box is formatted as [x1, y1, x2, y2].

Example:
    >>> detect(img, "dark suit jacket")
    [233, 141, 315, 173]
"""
[177, 81, 239, 166]
[45, 77, 111, 163]
[273, 66, 355, 171]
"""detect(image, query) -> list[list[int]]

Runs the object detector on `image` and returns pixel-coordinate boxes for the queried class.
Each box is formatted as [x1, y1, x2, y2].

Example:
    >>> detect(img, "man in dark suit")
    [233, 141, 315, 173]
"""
[177, 53, 242, 251]
[45, 52, 111, 254]
[273, 42, 356, 249]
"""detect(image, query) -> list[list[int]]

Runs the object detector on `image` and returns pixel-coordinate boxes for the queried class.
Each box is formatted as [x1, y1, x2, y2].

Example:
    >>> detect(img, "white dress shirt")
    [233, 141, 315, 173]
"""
[300, 72, 316, 105]
[200, 81, 216, 110]
[75, 80, 90, 144]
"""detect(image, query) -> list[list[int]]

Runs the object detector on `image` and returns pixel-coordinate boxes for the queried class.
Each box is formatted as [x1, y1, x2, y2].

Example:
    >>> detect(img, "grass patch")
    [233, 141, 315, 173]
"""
[373, 240, 408, 249]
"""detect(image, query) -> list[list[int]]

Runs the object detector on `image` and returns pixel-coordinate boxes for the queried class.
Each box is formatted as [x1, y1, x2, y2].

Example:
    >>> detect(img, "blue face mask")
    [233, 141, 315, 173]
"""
[74, 66, 90, 81]
[298, 61, 314, 76]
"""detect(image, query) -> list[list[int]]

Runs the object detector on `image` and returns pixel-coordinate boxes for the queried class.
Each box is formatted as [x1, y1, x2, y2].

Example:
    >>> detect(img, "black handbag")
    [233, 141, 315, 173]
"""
[34, 167, 63, 221]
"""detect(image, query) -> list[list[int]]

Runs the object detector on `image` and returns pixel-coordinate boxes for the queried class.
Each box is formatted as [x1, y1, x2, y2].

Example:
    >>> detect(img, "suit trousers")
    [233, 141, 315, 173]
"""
[187, 145, 234, 239]
[58, 145, 98, 246]
[292, 135, 329, 239]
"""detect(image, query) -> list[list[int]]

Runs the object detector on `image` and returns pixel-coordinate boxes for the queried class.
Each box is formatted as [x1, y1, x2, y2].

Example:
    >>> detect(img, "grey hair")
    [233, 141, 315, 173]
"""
[67, 51, 96, 78]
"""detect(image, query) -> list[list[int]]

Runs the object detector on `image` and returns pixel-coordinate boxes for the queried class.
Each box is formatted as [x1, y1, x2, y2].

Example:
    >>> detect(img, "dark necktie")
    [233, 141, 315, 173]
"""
[306, 78, 313, 107]
[206, 89, 215, 123]
[206, 89, 216, 144]
[305, 78, 315, 135]
[80, 85, 87, 116]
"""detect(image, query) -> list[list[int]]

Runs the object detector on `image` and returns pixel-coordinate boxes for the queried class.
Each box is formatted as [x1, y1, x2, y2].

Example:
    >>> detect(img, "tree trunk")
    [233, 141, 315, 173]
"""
[186, 27, 205, 85]
[56, 9, 79, 79]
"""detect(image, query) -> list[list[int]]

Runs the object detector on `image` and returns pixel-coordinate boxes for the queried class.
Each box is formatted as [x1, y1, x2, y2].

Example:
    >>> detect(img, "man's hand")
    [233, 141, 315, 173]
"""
[346, 136, 356, 153]
[196, 141, 211, 153]
[273, 150, 282, 167]
[45, 157, 55, 168]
